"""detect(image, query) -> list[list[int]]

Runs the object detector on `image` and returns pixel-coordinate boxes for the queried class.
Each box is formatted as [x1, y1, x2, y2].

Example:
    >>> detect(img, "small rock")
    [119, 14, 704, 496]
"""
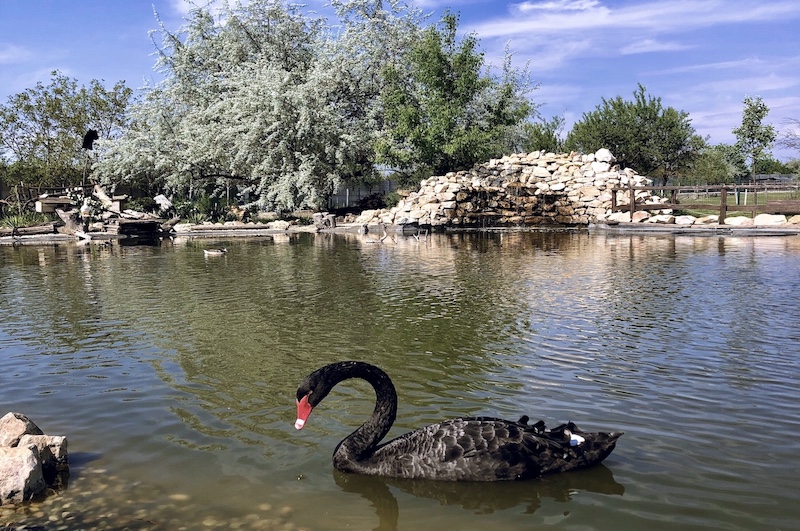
[695, 215, 719, 225]
[649, 214, 675, 224]
[724, 216, 753, 227]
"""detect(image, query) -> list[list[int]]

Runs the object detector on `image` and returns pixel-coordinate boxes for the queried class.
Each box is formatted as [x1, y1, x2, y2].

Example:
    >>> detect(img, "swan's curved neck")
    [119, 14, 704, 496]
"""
[335, 362, 398, 461]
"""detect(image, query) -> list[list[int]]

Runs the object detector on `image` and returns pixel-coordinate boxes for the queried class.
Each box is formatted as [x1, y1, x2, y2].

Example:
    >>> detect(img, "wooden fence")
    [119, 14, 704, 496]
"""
[611, 184, 800, 224]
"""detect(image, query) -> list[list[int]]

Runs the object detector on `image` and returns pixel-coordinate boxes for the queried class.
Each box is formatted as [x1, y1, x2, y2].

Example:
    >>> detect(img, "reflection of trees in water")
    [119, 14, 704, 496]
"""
[0, 244, 150, 355]
[151, 231, 609, 451]
[1, 231, 624, 451]
[334, 465, 624, 530]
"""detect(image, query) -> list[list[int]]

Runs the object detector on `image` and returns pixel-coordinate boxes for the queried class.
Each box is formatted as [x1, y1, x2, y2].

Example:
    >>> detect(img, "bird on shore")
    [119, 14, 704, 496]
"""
[294, 361, 622, 481]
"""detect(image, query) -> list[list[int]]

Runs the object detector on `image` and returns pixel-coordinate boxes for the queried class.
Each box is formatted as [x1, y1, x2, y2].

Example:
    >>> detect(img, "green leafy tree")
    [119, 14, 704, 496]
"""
[784, 159, 800, 176]
[520, 115, 565, 153]
[0, 71, 132, 189]
[377, 12, 534, 183]
[565, 84, 702, 185]
[752, 157, 791, 175]
[732, 96, 776, 183]
[326, 0, 426, 189]
[684, 143, 746, 185]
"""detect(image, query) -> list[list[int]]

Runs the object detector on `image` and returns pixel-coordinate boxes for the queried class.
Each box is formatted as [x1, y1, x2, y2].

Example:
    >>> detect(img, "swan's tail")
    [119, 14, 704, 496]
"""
[548, 422, 623, 472]
[519, 419, 623, 475]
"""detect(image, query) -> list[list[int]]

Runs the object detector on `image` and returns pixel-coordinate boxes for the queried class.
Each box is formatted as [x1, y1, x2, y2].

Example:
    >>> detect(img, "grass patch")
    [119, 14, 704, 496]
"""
[0, 212, 55, 228]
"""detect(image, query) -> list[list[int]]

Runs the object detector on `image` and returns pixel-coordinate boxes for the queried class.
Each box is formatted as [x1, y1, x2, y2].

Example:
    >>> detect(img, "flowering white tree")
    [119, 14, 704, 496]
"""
[94, 0, 535, 211]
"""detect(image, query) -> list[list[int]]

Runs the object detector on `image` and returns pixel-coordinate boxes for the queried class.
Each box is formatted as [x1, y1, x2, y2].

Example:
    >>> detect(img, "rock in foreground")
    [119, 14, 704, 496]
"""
[0, 412, 68, 505]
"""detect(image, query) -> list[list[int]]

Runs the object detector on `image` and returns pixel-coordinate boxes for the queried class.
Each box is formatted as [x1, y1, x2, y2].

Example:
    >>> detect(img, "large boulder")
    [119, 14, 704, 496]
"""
[19, 434, 69, 476]
[0, 412, 43, 447]
[0, 412, 68, 505]
[753, 214, 787, 226]
[0, 446, 46, 504]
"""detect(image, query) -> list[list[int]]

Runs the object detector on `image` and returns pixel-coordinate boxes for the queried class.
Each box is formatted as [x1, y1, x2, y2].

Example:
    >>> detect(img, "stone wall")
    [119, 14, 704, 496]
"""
[355, 149, 668, 228]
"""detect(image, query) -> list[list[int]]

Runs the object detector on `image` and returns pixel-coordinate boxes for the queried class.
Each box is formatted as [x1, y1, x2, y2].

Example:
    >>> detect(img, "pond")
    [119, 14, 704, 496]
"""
[1, 230, 798, 530]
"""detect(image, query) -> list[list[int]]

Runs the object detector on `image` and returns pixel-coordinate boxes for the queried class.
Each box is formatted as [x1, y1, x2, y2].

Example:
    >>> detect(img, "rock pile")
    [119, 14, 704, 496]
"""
[0, 412, 68, 505]
[355, 149, 668, 228]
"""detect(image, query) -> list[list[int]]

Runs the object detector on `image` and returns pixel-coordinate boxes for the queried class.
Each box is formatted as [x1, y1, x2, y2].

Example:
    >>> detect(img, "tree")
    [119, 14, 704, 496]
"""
[684, 143, 746, 185]
[98, 1, 337, 210]
[0, 71, 132, 189]
[565, 84, 702, 185]
[520, 115, 565, 153]
[732, 96, 776, 183]
[755, 156, 791, 175]
[778, 118, 800, 156]
[96, 1, 534, 208]
[96, 0, 429, 210]
[377, 12, 534, 183]
[784, 159, 800, 176]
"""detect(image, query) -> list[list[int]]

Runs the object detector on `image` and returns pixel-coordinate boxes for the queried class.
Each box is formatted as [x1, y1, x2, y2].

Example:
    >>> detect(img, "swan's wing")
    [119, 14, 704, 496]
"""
[372, 417, 559, 480]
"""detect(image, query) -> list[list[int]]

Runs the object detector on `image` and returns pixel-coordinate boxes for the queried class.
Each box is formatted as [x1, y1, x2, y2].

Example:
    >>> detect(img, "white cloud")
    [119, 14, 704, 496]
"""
[620, 39, 692, 55]
[469, 0, 800, 38]
[513, 0, 603, 13]
[0, 44, 32, 65]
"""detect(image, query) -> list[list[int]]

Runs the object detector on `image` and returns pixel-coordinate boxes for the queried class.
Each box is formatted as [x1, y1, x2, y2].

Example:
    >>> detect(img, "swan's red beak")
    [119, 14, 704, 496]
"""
[295, 395, 313, 430]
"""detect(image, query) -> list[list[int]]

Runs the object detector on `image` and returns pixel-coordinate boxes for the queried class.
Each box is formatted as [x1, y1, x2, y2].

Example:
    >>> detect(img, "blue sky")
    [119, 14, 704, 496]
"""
[1, 0, 799, 160]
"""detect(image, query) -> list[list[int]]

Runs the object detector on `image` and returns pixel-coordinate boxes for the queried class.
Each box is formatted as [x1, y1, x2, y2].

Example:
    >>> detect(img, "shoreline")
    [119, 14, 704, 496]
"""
[3, 221, 800, 246]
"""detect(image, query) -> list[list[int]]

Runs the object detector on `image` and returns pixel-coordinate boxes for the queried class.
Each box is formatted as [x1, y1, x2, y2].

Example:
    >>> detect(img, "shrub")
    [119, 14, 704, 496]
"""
[0, 212, 53, 228]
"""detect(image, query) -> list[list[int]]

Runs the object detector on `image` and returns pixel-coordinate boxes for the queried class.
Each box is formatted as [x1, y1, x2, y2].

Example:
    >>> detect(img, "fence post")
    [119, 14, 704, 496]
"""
[719, 188, 727, 225]
[629, 186, 636, 219]
[754, 187, 758, 213]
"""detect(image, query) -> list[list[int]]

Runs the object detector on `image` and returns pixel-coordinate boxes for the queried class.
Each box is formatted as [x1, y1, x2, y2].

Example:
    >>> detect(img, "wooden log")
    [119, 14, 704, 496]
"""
[0, 223, 57, 236]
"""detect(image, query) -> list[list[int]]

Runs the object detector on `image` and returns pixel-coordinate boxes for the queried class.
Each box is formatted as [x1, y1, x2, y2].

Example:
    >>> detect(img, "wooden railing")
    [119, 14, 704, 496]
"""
[611, 184, 800, 224]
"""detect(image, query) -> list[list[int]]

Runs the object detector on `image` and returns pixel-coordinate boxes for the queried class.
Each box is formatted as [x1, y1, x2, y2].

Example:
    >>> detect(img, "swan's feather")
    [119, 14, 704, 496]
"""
[336, 417, 621, 481]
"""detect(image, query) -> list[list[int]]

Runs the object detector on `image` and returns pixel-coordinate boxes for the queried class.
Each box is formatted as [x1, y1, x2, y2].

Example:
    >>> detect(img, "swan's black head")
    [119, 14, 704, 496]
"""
[295, 361, 370, 429]
[297, 362, 345, 407]
[297, 361, 378, 404]
[295, 361, 392, 431]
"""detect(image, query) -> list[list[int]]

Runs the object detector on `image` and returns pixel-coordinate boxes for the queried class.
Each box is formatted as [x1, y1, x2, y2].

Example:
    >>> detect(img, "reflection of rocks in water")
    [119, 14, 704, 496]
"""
[334, 465, 624, 529]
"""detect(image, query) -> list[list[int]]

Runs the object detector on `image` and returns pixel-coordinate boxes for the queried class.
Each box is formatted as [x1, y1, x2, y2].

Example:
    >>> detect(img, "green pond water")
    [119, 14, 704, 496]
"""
[1, 230, 798, 530]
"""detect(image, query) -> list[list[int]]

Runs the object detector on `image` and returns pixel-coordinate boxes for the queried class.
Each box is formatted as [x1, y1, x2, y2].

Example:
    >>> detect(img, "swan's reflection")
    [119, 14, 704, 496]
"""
[334, 465, 624, 530]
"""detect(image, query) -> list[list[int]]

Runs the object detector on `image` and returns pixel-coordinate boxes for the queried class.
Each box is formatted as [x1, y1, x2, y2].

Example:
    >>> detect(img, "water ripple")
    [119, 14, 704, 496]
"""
[2, 233, 799, 529]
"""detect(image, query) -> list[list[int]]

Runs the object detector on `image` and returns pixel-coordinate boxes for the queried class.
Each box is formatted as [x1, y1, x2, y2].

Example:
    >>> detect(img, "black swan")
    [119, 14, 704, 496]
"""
[294, 361, 622, 481]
